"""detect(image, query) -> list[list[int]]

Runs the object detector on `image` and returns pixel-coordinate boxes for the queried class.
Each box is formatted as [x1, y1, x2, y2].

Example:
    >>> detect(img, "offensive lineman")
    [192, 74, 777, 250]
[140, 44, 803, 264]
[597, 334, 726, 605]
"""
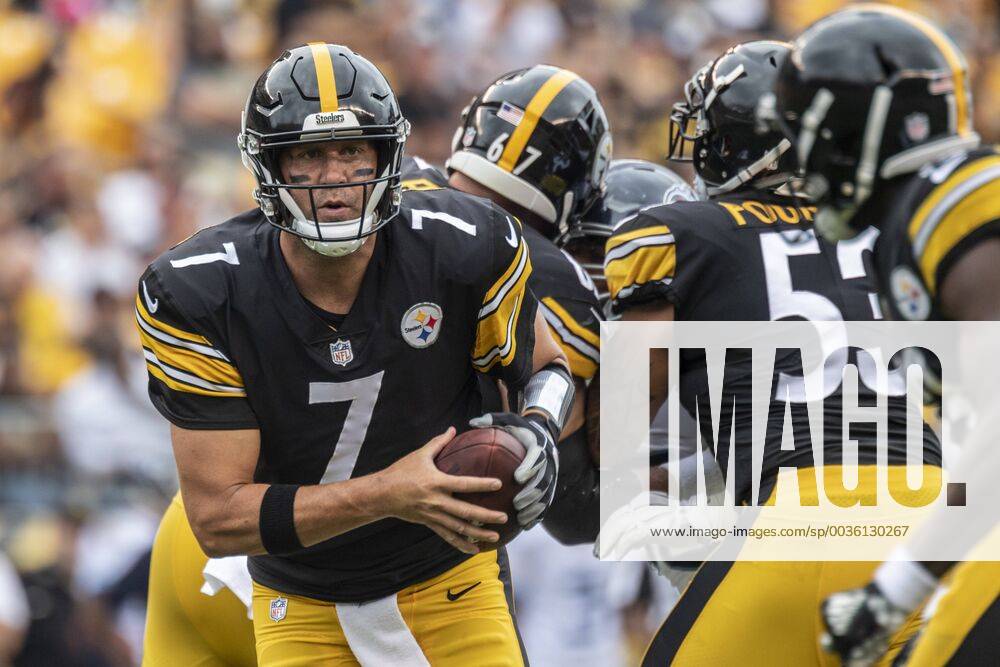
[604, 41, 939, 665]
[764, 5, 1000, 665]
[139, 43, 574, 666]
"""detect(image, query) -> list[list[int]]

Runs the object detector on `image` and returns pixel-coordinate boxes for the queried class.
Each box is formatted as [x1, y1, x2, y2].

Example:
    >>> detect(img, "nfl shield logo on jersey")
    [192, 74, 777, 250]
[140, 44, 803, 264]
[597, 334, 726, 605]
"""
[330, 339, 354, 366]
[269, 597, 287, 622]
[401, 302, 443, 348]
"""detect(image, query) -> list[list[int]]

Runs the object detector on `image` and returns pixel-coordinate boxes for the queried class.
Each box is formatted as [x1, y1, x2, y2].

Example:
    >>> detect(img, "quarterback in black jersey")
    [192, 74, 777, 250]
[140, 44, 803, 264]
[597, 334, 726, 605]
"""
[767, 6, 1000, 665]
[139, 44, 574, 666]
[606, 41, 937, 666]
[398, 65, 611, 545]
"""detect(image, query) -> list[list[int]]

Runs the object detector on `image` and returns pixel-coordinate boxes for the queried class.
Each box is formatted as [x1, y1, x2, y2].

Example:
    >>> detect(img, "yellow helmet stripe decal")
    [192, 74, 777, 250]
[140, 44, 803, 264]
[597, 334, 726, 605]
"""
[497, 68, 579, 173]
[308, 42, 339, 113]
[855, 4, 969, 135]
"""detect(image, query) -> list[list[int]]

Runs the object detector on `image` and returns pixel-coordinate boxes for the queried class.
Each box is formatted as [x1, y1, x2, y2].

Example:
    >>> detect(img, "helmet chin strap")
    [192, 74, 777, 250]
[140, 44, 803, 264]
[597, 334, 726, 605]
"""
[704, 138, 792, 195]
[301, 234, 367, 257]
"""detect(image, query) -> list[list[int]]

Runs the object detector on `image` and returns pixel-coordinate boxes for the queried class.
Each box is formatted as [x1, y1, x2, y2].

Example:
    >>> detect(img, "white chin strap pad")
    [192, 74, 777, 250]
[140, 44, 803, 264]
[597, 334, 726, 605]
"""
[302, 236, 366, 257]
[447, 150, 558, 223]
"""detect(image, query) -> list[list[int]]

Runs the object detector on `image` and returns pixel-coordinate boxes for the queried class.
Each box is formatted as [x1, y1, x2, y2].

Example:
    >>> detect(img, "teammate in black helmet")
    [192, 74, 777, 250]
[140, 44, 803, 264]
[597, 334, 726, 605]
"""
[605, 39, 939, 665]
[448, 64, 612, 241]
[765, 6, 1000, 665]
[397, 65, 614, 546]
[141, 43, 572, 665]
[564, 158, 696, 306]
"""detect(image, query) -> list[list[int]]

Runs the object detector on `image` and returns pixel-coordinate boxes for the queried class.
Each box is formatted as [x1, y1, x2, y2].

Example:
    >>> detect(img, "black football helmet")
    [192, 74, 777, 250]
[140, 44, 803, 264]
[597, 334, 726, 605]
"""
[563, 159, 696, 302]
[447, 65, 612, 239]
[668, 41, 796, 196]
[238, 43, 409, 256]
[762, 5, 980, 240]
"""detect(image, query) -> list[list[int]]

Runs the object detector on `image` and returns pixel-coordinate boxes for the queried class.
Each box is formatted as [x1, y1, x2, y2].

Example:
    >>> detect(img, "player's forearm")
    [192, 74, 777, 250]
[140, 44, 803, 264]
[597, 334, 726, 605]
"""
[530, 309, 570, 375]
[189, 475, 389, 557]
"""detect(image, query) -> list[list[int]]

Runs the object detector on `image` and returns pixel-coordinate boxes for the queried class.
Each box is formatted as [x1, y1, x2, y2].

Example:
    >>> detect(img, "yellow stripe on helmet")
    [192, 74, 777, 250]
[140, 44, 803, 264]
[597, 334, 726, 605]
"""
[308, 42, 339, 113]
[497, 68, 579, 173]
[853, 4, 970, 135]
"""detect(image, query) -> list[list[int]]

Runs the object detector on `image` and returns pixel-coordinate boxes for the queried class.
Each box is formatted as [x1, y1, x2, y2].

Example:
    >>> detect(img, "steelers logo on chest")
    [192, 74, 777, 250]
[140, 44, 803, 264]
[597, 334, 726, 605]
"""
[889, 265, 932, 321]
[401, 302, 443, 348]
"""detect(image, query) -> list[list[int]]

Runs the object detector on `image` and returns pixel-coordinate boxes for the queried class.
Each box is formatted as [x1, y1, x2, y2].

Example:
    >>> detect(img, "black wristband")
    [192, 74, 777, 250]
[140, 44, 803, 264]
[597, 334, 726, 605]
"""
[259, 484, 303, 555]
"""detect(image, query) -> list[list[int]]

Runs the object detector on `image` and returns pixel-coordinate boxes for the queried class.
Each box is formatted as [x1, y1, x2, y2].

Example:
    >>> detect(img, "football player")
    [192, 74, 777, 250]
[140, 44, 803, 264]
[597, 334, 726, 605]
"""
[139, 43, 574, 666]
[398, 65, 612, 545]
[764, 5, 1000, 665]
[560, 158, 696, 308]
[604, 40, 938, 665]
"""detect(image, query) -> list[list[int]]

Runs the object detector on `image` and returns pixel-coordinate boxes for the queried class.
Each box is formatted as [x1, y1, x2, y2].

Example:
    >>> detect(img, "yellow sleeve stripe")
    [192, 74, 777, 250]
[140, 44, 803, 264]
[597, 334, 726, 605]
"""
[907, 156, 1000, 248]
[605, 225, 672, 254]
[473, 256, 533, 371]
[138, 327, 243, 389]
[917, 176, 1000, 293]
[539, 298, 599, 380]
[135, 295, 213, 347]
[472, 294, 523, 372]
[401, 178, 443, 191]
[908, 156, 1000, 245]
[540, 297, 600, 348]
[559, 342, 598, 381]
[481, 238, 528, 316]
[144, 351, 246, 398]
[604, 244, 676, 302]
[497, 68, 579, 173]
[307, 42, 339, 113]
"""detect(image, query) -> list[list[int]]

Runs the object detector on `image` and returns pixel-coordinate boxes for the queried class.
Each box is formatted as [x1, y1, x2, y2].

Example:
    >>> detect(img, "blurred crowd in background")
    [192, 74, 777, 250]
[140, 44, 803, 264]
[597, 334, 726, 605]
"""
[0, 0, 997, 664]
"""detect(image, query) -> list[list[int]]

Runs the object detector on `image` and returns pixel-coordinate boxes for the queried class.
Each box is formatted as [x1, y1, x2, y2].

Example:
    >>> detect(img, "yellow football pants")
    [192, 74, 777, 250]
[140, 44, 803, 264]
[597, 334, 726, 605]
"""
[251, 550, 525, 667]
[906, 561, 1000, 666]
[143, 493, 257, 667]
[643, 465, 939, 666]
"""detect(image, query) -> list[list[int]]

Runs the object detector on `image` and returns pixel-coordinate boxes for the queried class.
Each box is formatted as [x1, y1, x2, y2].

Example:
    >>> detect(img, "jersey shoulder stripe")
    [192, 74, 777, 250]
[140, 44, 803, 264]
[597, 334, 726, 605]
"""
[135, 283, 246, 398]
[604, 217, 677, 310]
[539, 296, 599, 379]
[473, 226, 533, 372]
[907, 151, 1000, 292]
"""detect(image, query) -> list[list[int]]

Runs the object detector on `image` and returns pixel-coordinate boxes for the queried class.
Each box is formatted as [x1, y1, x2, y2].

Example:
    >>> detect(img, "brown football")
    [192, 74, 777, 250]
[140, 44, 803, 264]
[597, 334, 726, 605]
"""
[434, 427, 526, 549]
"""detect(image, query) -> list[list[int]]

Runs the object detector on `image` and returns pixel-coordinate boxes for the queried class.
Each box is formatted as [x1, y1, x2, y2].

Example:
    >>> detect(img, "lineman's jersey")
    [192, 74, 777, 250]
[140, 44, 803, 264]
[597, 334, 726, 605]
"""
[137, 187, 537, 603]
[604, 189, 941, 503]
[862, 145, 1000, 324]
[401, 155, 601, 380]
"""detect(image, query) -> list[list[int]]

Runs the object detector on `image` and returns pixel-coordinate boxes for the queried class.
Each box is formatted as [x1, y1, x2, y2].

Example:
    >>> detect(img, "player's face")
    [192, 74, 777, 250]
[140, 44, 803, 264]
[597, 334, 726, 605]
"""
[278, 140, 377, 222]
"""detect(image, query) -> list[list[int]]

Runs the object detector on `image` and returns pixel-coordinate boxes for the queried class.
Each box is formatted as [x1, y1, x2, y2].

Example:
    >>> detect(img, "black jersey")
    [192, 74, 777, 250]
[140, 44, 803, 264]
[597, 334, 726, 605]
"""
[523, 225, 601, 380]
[136, 187, 537, 602]
[858, 146, 1000, 324]
[400, 154, 450, 191]
[401, 155, 602, 380]
[605, 189, 940, 503]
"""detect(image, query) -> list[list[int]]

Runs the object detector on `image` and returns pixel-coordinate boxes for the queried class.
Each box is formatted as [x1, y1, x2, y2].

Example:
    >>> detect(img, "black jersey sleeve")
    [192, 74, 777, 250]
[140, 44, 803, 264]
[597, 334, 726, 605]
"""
[136, 263, 258, 430]
[471, 209, 538, 389]
[905, 150, 1000, 296]
[527, 233, 601, 381]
